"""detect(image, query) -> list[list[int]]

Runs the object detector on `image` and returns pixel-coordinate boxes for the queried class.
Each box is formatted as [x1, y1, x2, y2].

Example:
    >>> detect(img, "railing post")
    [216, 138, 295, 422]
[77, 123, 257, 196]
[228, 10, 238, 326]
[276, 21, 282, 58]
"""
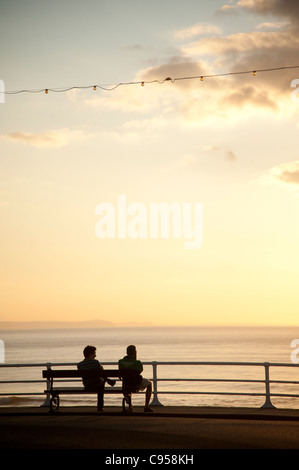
[40, 362, 51, 407]
[261, 362, 276, 409]
[150, 361, 164, 406]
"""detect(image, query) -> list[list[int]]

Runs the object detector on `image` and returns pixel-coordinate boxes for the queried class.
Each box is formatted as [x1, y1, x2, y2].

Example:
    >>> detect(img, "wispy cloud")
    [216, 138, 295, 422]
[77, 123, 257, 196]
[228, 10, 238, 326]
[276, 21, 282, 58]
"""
[202, 145, 237, 162]
[258, 160, 299, 190]
[255, 21, 290, 30]
[1, 128, 93, 148]
[217, 4, 239, 13]
[174, 23, 222, 40]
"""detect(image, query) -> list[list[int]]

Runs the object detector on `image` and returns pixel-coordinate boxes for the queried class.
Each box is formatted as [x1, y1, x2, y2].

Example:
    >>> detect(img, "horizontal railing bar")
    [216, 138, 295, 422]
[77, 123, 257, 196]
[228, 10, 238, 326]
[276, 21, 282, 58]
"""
[156, 391, 267, 396]
[147, 362, 299, 367]
[0, 380, 45, 384]
[265, 393, 299, 398]
[1, 391, 299, 399]
[1, 377, 298, 385]
[0, 393, 44, 396]
[268, 380, 299, 385]
[157, 378, 265, 383]
[1, 361, 299, 368]
[153, 391, 299, 398]
[158, 378, 299, 384]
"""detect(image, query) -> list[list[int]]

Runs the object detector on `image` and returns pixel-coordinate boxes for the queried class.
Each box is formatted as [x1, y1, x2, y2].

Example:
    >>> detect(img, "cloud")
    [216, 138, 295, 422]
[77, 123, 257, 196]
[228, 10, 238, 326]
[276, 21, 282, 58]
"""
[122, 44, 144, 51]
[236, 0, 299, 19]
[180, 29, 298, 57]
[174, 23, 222, 40]
[1, 128, 93, 148]
[218, 4, 239, 13]
[255, 21, 290, 29]
[220, 0, 299, 19]
[225, 150, 237, 162]
[84, 56, 209, 116]
[172, 145, 237, 172]
[258, 160, 299, 190]
[82, 2, 299, 125]
[202, 145, 237, 162]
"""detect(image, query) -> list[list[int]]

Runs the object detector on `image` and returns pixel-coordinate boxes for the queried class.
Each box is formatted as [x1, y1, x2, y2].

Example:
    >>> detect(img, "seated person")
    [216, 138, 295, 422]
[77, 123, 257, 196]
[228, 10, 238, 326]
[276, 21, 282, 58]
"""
[77, 345, 115, 411]
[118, 344, 154, 412]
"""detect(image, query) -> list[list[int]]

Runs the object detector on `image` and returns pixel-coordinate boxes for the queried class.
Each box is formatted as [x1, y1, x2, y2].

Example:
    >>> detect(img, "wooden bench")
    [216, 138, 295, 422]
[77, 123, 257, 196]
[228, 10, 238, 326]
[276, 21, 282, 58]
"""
[42, 368, 140, 413]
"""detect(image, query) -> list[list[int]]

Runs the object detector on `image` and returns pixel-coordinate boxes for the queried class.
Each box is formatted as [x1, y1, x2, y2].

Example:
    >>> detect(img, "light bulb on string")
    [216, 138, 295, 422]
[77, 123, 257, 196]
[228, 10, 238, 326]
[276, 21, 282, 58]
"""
[4, 64, 299, 97]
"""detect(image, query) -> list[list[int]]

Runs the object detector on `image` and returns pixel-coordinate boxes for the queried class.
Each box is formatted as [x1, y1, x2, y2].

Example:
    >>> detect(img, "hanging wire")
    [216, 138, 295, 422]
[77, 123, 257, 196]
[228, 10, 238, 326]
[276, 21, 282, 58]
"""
[2, 64, 299, 96]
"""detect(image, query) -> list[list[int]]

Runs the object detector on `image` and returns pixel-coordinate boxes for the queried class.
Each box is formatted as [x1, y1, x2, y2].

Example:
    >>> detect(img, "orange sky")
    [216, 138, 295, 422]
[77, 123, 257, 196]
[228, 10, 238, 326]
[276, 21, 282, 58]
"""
[1, 0, 299, 326]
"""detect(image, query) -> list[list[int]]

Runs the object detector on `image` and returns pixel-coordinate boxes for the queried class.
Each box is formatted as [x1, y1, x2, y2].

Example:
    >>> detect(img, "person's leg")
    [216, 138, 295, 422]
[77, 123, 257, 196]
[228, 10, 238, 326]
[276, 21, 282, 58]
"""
[97, 391, 104, 411]
[144, 380, 154, 412]
[94, 381, 104, 411]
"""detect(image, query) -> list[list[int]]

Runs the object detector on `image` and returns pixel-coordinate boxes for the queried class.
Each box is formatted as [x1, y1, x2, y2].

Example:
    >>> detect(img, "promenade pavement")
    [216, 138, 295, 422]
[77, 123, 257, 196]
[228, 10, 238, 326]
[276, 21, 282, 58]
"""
[2, 406, 299, 450]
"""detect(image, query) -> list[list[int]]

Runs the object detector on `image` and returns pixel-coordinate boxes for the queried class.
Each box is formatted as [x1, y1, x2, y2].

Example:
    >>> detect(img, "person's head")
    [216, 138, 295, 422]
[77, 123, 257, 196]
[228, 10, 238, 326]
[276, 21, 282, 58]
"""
[126, 345, 137, 358]
[83, 345, 96, 359]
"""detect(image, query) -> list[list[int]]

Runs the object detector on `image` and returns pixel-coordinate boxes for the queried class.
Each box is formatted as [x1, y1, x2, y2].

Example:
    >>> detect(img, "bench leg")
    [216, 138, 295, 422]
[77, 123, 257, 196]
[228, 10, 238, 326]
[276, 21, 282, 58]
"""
[49, 395, 60, 413]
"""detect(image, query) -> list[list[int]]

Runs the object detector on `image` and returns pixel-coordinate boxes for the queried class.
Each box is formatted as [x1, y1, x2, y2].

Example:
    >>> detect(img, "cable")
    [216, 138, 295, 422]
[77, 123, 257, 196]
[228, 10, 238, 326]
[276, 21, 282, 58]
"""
[2, 64, 299, 96]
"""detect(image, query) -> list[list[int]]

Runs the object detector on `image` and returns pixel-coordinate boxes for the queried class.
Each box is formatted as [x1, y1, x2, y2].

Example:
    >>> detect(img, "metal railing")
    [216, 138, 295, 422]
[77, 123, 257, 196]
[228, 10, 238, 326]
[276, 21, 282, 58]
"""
[1, 361, 299, 409]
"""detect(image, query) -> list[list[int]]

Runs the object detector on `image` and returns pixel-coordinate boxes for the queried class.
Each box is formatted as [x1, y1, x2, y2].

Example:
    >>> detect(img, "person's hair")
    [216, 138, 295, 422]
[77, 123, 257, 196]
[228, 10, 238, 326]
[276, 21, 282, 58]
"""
[126, 345, 136, 356]
[83, 345, 96, 358]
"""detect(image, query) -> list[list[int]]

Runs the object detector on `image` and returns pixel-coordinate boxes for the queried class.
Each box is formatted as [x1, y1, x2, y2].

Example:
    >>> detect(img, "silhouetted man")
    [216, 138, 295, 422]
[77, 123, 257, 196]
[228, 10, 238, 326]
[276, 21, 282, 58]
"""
[77, 345, 115, 411]
[119, 344, 153, 412]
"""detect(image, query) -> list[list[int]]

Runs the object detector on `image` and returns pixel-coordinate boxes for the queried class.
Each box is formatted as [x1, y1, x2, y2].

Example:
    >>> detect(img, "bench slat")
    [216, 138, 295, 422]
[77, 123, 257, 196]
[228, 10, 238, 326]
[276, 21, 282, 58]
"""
[45, 387, 124, 394]
[42, 369, 122, 379]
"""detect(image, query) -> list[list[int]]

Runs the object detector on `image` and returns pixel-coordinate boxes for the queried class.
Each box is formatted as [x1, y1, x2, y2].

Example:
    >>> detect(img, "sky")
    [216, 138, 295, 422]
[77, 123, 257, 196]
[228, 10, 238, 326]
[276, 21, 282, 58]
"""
[1, 0, 299, 327]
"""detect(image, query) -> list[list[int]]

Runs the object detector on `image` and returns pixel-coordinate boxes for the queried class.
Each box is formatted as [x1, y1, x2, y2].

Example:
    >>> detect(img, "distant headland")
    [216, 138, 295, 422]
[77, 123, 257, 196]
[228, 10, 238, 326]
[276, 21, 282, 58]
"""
[0, 319, 154, 330]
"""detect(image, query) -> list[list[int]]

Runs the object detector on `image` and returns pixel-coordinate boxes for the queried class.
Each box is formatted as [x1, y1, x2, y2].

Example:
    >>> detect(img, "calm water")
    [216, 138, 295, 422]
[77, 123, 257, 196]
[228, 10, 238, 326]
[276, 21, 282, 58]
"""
[1, 326, 299, 409]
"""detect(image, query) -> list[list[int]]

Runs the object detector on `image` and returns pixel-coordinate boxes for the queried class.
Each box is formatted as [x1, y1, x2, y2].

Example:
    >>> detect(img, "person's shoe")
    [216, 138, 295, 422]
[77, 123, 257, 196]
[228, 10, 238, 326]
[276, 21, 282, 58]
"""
[107, 379, 116, 386]
[144, 406, 154, 413]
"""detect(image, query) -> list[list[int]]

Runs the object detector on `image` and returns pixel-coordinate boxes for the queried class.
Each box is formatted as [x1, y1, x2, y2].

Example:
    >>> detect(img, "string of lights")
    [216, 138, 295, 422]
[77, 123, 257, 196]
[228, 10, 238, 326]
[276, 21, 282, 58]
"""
[2, 64, 299, 95]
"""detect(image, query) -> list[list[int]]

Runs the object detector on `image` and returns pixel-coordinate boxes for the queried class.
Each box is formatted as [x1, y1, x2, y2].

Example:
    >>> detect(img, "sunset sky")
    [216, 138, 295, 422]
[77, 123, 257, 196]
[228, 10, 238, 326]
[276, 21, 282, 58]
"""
[1, 0, 299, 327]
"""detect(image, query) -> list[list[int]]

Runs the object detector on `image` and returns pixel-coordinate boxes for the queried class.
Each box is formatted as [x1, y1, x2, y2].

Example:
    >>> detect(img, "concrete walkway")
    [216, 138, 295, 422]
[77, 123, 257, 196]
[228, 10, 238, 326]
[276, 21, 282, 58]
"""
[1, 406, 299, 449]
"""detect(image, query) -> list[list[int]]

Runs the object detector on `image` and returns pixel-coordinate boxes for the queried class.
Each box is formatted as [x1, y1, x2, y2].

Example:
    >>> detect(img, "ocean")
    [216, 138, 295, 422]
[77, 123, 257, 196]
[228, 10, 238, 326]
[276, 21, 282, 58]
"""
[1, 326, 299, 409]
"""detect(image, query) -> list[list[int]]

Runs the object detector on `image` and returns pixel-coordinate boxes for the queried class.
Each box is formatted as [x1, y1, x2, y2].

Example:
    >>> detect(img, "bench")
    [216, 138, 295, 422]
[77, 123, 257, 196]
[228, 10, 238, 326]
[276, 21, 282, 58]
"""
[42, 368, 140, 413]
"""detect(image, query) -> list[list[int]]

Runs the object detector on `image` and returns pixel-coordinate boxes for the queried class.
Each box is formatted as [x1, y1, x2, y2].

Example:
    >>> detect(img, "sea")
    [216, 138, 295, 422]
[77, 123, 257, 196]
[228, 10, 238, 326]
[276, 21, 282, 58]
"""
[1, 326, 299, 409]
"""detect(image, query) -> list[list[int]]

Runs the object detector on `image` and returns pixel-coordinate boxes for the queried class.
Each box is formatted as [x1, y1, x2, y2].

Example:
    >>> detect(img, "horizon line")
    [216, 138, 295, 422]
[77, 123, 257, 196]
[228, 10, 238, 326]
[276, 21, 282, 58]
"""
[1, 320, 298, 330]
